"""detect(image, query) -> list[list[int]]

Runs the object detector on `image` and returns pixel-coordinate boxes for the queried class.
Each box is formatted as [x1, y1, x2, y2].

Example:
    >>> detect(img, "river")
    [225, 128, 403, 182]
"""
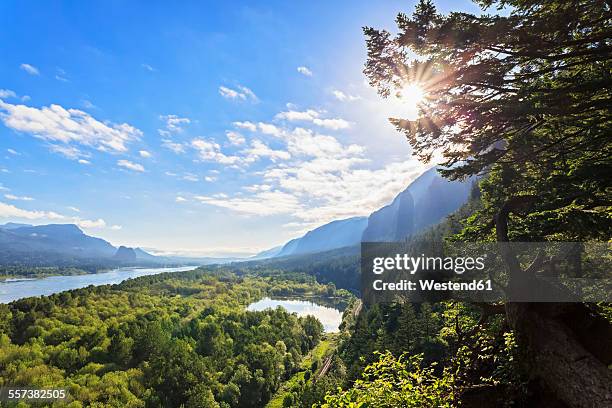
[0, 266, 198, 303]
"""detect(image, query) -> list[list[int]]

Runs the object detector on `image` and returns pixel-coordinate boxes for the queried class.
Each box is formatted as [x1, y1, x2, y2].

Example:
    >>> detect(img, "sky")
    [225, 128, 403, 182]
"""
[0, 0, 482, 257]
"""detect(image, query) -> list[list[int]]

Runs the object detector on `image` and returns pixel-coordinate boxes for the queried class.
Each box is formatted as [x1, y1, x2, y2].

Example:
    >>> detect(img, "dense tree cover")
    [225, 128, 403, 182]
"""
[0, 269, 350, 407]
[0, 265, 120, 279]
[317, 0, 612, 406]
[0, 262, 185, 279]
[321, 301, 530, 407]
[321, 352, 454, 407]
[230, 247, 361, 292]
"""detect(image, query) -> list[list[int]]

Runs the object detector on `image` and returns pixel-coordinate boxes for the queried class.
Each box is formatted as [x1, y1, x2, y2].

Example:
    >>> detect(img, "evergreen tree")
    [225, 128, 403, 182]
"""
[363, 1, 612, 405]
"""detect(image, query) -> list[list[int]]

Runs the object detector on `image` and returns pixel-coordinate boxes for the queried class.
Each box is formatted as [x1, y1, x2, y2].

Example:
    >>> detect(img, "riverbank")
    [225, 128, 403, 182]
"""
[0, 265, 199, 303]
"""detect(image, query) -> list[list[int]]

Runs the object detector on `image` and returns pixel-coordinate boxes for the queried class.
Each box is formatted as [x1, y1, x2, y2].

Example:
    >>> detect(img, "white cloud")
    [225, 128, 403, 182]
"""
[282, 127, 361, 158]
[275, 109, 320, 121]
[4, 194, 34, 201]
[312, 117, 351, 130]
[7, 148, 19, 155]
[274, 109, 351, 130]
[157, 116, 189, 155]
[219, 85, 258, 102]
[76, 218, 106, 228]
[141, 63, 156, 72]
[161, 139, 186, 154]
[182, 173, 199, 182]
[243, 184, 272, 193]
[297, 66, 313, 76]
[159, 114, 190, 133]
[68, 206, 80, 212]
[20, 63, 39, 75]
[175, 196, 187, 203]
[204, 176, 217, 182]
[139, 150, 152, 158]
[0, 100, 142, 153]
[55, 75, 69, 82]
[219, 86, 240, 99]
[237, 85, 258, 101]
[0, 89, 17, 99]
[332, 89, 360, 102]
[226, 130, 245, 145]
[191, 138, 240, 164]
[195, 190, 301, 216]
[0, 201, 63, 220]
[197, 115, 427, 226]
[78, 159, 91, 165]
[0, 201, 112, 230]
[233, 121, 257, 131]
[117, 159, 145, 172]
[258, 122, 282, 136]
[82, 100, 96, 109]
[110, 224, 122, 230]
[49, 145, 90, 160]
[243, 139, 291, 162]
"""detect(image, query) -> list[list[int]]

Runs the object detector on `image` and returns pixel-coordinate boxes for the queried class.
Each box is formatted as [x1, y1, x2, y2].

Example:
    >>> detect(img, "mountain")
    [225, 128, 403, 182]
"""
[362, 167, 474, 242]
[0, 223, 117, 258]
[134, 247, 160, 261]
[251, 245, 283, 260]
[275, 216, 368, 257]
[0, 222, 33, 230]
[362, 186, 415, 242]
[114, 246, 137, 262]
[263, 167, 475, 258]
[0, 223, 177, 268]
[276, 238, 301, 258]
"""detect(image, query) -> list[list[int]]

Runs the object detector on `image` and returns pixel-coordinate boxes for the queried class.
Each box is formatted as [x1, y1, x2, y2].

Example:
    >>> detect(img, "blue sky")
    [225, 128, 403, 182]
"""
[0, 0, 481, 256]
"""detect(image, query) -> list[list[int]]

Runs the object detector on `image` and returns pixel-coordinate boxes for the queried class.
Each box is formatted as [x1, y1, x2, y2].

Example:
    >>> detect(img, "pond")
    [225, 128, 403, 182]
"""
[247, 297, 344, 333]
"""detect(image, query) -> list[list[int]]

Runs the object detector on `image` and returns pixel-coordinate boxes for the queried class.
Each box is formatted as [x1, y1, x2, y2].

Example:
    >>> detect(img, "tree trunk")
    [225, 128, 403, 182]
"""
[506, 302, 612, 407]
[495, 196, 612, 407]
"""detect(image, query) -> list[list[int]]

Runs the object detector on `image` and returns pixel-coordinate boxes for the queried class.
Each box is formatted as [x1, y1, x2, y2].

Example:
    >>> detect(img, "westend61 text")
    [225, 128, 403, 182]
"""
[372, 279, 493, 292]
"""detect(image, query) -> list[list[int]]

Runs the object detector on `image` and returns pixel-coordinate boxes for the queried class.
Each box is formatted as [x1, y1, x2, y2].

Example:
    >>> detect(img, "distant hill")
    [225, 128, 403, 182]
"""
[114, 246, 137, 262]
[0, 223, 170, 269]
[251, 245, 283, 260]
[275, 216, 368, 257]
[0, 223, 116, 258]
[0, 222, 32, 230]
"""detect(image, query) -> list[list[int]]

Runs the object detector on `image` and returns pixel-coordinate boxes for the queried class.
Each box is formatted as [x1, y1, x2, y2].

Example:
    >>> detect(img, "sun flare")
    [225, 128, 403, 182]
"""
[401, 83, 425, 108]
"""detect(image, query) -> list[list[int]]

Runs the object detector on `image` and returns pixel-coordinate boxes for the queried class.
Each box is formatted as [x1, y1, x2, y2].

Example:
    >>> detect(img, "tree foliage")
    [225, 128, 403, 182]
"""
[0, 270, 343, 407]
[364, 0, 611, 240]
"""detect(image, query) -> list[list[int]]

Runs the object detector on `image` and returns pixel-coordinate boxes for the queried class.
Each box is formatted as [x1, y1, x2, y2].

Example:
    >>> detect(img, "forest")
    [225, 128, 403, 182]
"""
[0, 270, 351, 407]
[1, 0, 610, 407]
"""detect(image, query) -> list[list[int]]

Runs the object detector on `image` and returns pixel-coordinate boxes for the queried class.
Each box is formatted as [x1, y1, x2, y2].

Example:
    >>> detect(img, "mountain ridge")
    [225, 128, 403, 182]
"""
[259, 167, 475, 258]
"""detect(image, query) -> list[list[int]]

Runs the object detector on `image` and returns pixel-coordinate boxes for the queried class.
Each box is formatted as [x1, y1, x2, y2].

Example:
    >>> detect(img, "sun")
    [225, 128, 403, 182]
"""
[401, 83, 425, 108]
[383, 83, 426, 121]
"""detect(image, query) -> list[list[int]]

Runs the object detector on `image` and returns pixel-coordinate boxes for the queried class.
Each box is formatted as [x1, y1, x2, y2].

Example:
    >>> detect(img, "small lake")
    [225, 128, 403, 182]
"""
[247, 297, 344, 333]
[0, 266, 198, 303]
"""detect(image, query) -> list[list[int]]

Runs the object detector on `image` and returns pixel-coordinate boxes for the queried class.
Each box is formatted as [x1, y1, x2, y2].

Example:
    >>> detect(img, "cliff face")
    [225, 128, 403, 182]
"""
[362, 167, 473, 242]
[362, 191, 414, 242]
[276, 217, 368, 257]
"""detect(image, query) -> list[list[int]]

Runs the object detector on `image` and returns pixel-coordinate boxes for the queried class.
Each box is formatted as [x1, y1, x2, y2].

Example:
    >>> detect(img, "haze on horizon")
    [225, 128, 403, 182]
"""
[0, 0, 479, 257]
